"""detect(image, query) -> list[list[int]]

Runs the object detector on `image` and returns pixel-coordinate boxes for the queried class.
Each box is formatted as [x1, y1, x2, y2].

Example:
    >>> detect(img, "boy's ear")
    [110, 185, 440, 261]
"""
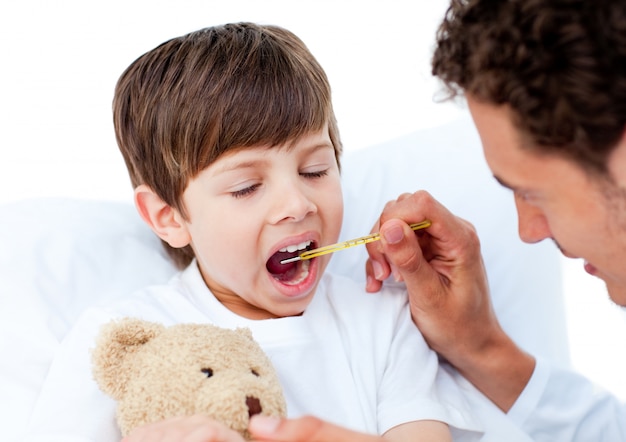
[134, 184, 191, 248]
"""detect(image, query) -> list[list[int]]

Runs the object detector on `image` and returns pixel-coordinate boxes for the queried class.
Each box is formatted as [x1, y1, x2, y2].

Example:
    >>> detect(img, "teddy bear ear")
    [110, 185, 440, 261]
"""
[91, 317, 164, 400]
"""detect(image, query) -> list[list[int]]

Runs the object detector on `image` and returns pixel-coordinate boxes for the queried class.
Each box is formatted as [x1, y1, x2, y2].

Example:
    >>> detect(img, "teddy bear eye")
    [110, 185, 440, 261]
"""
[251, 369, 260, 377]
[201, 368, 213, 378]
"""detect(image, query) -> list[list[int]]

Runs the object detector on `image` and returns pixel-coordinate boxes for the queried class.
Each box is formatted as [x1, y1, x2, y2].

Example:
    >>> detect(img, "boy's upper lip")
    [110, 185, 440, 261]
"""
[268, 231, 319, 258]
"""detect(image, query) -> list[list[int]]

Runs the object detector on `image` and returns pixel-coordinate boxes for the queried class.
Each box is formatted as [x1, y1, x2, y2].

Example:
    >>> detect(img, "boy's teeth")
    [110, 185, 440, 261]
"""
[279, 240, 311, 253]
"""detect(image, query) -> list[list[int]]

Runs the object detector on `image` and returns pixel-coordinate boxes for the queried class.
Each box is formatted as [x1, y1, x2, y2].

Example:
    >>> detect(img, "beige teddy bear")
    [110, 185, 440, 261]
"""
[91, 318, 287, 439]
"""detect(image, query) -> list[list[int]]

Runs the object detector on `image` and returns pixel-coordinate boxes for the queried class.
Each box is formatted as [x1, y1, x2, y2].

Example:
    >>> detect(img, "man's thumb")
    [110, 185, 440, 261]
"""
[379, 220, 430, 283]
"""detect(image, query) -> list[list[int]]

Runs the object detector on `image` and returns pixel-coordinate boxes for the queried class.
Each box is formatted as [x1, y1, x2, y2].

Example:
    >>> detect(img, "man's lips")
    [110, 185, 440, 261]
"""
[558, 245, 599, 277]
[584, 261, 598, 276]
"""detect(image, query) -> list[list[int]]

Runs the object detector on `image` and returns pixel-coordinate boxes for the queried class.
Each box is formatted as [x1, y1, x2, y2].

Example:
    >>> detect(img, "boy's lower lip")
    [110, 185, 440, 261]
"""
[270, 257, 319, 298]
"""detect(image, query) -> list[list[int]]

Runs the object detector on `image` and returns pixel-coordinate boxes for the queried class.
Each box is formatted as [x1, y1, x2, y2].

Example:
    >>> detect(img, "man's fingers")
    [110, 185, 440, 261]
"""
[364, 259, 384, 292]
[377, 218, 448, 310]
[379, 219, 430, 279]
[365, 245, 390, 279]
[123, 415, 245, 442]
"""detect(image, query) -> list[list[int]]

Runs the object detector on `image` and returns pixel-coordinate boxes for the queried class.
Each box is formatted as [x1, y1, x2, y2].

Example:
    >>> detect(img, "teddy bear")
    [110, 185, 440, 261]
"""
[91, 317, 287, 439]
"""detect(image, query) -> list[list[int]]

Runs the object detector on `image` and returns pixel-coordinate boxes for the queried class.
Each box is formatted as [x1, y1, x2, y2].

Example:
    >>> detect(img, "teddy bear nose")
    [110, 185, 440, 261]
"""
[246, 396, 262, 417]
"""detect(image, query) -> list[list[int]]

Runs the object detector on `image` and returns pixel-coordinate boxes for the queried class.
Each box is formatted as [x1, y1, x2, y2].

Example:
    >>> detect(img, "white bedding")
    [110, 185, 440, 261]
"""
[0, 116, 568, 440]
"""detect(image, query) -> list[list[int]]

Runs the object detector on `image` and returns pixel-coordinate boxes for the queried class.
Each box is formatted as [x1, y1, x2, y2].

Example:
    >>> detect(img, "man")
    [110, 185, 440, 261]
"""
[249, 0, 626, 440]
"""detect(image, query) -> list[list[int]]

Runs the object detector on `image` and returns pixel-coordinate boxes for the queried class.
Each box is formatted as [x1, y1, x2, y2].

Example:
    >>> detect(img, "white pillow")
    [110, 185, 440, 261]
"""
[0, 116, 568, 440]
[0, 198, 177, 439]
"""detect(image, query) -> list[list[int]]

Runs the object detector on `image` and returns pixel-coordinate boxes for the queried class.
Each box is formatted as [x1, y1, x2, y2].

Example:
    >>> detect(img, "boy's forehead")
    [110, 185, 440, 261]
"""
[220, 126, 332, 156]
[208, 130, 334, 171]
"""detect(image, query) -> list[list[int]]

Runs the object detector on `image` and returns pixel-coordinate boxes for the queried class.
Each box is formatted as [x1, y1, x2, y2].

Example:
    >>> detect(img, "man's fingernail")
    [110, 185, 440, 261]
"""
[249, 415, 280, 434]
[372, 260, 384, 280]
[393, 269, 403, 282]
[383, 225, 404, 244]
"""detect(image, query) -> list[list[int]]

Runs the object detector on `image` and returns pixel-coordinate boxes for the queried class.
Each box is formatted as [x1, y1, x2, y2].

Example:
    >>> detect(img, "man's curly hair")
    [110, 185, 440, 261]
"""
[432, 0, 626, 174]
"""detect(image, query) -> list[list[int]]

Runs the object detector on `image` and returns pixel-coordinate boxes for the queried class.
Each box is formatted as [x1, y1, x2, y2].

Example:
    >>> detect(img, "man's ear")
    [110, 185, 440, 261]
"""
[134, 184, 191, 248]
[608, 127, 626, 188]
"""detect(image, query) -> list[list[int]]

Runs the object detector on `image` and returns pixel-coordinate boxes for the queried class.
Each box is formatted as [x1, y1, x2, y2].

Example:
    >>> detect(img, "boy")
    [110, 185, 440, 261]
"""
[25, 23, 487, 441]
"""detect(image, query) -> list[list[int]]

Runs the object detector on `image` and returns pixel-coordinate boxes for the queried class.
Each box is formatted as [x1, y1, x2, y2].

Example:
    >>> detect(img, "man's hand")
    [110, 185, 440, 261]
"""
[122, 415, 247, 442]
[365, 191, 535, 411]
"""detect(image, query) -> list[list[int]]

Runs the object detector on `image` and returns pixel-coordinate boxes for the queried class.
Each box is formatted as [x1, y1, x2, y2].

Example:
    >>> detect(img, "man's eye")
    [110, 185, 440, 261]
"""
[301, 169, 328, 179]
[514, 190, 535, 203]
[231, 184, 260, 198]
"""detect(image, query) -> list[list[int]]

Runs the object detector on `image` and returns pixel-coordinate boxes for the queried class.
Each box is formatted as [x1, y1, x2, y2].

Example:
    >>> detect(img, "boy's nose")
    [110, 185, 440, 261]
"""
[270, 182, 317, 224]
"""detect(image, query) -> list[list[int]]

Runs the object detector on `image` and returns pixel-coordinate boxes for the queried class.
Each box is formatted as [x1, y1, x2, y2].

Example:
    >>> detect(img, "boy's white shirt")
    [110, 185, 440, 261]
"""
[25, 261, 528, 441]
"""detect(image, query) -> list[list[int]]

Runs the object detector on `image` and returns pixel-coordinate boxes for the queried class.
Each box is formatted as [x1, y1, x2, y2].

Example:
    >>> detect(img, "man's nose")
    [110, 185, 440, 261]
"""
[516, 200, 550, 244]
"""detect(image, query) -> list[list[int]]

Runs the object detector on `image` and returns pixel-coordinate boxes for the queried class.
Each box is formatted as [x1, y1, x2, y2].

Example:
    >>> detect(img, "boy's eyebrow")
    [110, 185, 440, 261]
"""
[213, 142, 334, 175]
[212, 159, 267, 175]
[300, 141, 334, 155]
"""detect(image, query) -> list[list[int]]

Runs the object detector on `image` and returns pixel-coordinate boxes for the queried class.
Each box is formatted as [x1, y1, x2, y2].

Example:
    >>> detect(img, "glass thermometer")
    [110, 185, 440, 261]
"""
[280, 220, 431, 264]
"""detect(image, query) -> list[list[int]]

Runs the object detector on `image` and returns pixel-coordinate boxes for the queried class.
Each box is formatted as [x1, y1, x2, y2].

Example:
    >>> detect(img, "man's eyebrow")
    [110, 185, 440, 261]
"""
[493, 175, 514, 190]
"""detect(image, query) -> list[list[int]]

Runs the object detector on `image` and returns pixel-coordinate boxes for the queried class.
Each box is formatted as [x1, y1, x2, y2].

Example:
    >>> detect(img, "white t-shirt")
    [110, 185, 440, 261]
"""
[508, 356, 626, 441]
[25, 262, 521, 441]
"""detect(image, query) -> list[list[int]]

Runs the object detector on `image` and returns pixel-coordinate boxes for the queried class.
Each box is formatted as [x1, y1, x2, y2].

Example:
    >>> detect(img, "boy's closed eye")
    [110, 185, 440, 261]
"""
[230, 169, 329, 199]
[231, 183, 261, 199]
[300, 169, 329, 179]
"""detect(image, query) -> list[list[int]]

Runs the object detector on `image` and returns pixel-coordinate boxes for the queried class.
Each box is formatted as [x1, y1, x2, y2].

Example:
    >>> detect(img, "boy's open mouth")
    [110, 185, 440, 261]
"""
[266, 241, 316, 285]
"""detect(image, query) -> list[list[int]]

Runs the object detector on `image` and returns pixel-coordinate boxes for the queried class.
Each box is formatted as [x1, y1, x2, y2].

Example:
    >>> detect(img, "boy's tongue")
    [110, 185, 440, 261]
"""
[266, 251, 298, 279]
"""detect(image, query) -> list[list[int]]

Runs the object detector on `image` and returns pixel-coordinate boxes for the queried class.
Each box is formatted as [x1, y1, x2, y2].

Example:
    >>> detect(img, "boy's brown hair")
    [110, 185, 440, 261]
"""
[432, 0, 626, 175]
[113, 22, 342, 268]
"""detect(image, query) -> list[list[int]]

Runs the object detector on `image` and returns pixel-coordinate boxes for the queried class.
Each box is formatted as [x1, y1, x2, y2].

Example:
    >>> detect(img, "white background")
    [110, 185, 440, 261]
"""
[2, 0, 624, 401]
